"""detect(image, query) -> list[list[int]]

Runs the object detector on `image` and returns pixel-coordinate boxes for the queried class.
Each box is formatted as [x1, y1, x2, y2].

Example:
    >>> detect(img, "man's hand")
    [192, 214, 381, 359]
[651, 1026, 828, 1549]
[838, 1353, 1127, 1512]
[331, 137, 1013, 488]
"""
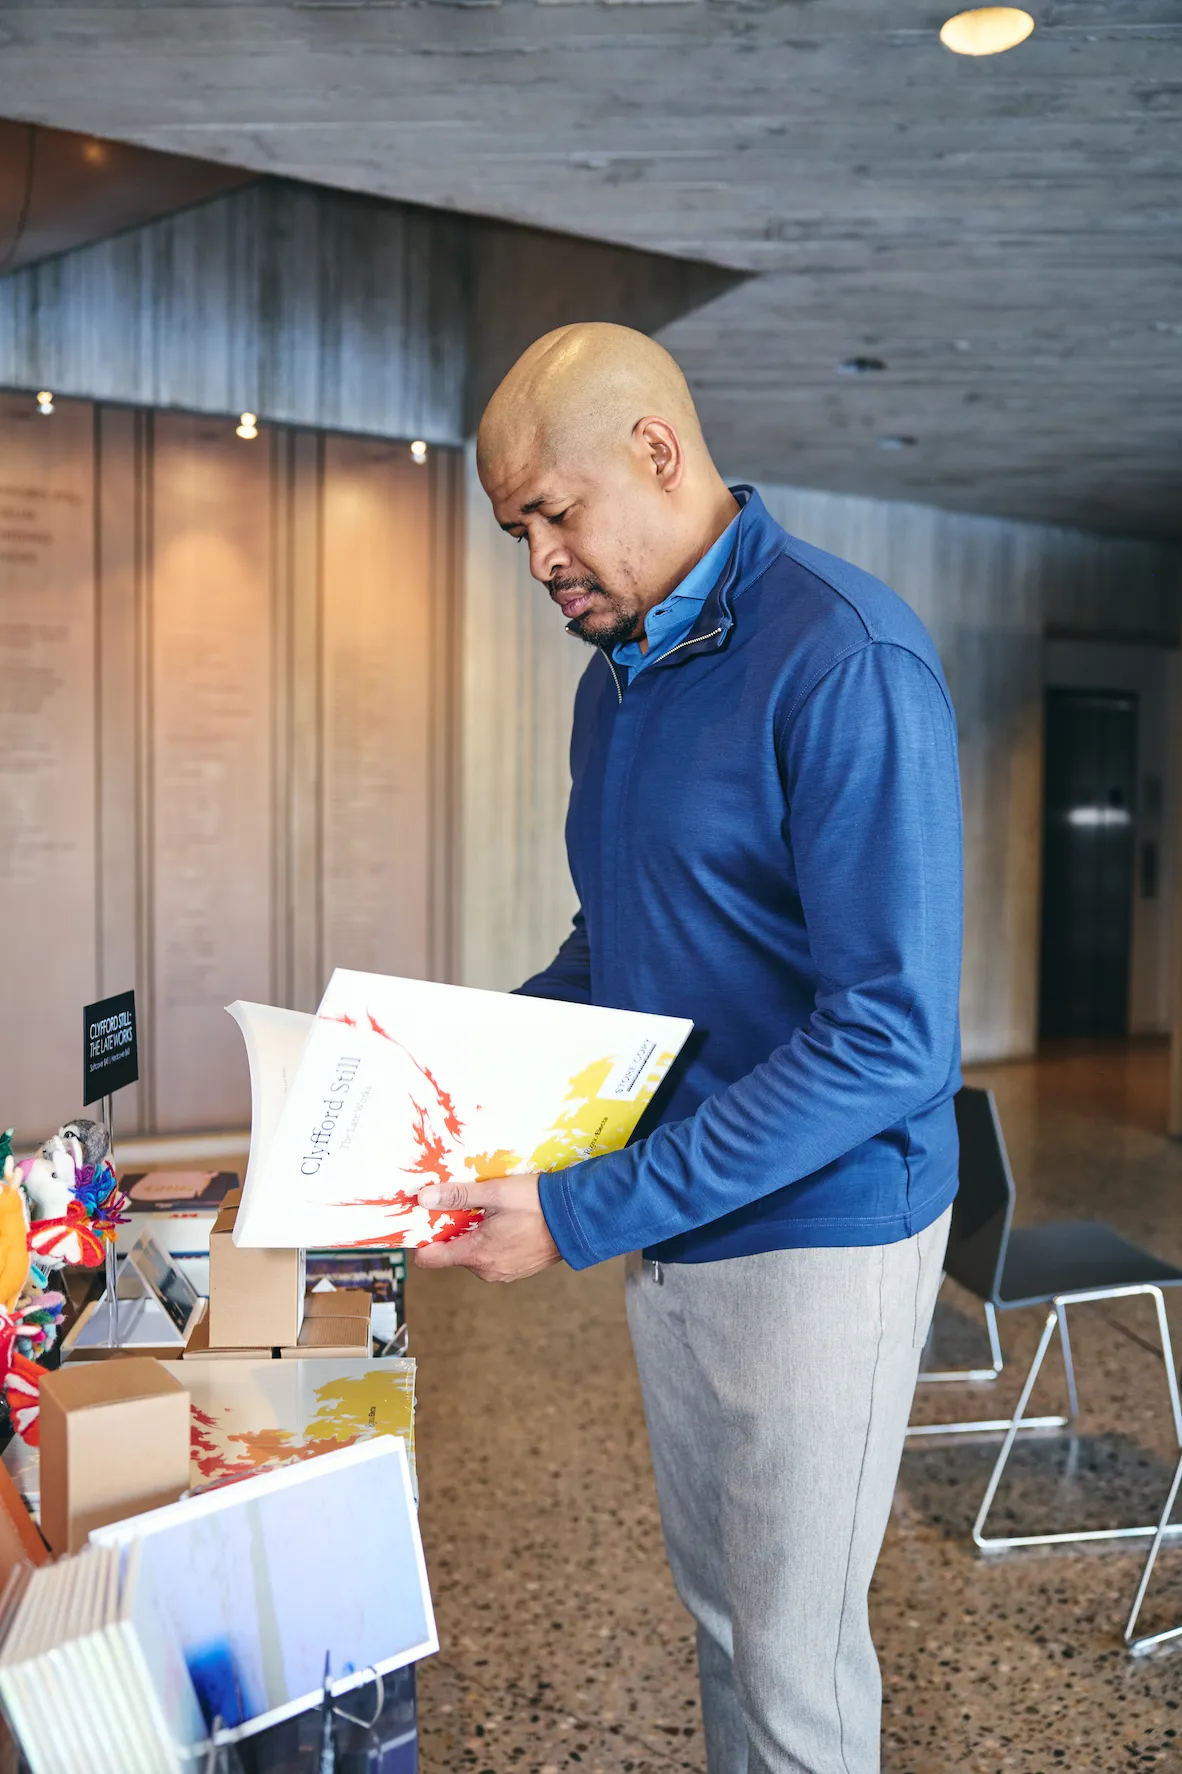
[413, 1175, 560, 1284]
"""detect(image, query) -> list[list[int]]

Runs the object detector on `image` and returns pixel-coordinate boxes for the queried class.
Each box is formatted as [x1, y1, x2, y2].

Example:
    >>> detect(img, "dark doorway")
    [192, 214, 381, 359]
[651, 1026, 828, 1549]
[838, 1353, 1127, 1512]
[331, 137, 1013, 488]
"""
[1039, 688, 1138, 1039]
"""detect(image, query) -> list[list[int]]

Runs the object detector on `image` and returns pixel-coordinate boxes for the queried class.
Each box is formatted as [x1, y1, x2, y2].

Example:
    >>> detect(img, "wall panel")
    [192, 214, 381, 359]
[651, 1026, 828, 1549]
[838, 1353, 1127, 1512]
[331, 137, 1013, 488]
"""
[150, 413, 276, 1130]
[459, 444, 591, 994]
[0, 394, 97, 1140]
[321, 438, 436, 981]
[95, 403, 149, 1133]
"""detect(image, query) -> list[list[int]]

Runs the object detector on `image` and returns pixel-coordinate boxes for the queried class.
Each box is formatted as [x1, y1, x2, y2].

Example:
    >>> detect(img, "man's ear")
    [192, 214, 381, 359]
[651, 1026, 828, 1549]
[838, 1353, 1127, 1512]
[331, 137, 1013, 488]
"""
[634, 416, 686, 492]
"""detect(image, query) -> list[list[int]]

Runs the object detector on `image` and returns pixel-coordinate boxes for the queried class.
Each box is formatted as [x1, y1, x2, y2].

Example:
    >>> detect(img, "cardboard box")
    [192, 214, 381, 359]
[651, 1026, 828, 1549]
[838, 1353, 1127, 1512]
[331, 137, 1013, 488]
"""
[208, 1203, 304, 1348]
[280, 1307, 371, 1360]
[38, 1358, 190, 1555]
[187, 1288, 371, 1360]
[179, 1313, 270, 1361]
[305, 1288, 371, 1322]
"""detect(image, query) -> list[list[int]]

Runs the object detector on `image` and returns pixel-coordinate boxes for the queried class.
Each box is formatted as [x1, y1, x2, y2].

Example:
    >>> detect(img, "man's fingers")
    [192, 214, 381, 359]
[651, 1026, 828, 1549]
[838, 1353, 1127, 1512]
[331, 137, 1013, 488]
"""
[417, 1181, 472, 1212]
[414, 1225, 494, 1277]
[417, 1174, 531, 1213]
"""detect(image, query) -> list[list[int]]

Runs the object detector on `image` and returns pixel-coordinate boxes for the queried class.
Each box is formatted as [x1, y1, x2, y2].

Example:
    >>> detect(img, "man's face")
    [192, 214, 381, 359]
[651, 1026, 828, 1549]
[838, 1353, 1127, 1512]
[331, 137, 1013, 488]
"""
[484, 439, 662, 650]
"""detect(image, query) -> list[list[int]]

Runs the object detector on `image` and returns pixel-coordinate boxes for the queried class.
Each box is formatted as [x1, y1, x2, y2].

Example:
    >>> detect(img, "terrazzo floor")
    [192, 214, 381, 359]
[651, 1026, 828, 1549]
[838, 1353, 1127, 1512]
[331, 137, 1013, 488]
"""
[408, 1040, 1182, 1774]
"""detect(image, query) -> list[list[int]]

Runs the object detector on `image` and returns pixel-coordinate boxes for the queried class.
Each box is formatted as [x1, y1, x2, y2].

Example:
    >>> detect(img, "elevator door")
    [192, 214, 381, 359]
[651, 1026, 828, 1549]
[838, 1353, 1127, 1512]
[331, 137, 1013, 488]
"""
[1039, 688, 1138, 1039]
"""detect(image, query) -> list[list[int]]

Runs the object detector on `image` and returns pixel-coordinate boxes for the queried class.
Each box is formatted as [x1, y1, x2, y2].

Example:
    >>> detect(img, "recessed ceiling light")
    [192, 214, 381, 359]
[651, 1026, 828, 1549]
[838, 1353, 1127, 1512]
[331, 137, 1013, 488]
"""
[877, 435, 917, 451]
[410, 439, 428, 465]
[236, 412, 258, 440]
[35, 391, 54, 415]
[940, 7, 1034, 56]
[836, 356, 887, 376]
[81, 140, 108, 166]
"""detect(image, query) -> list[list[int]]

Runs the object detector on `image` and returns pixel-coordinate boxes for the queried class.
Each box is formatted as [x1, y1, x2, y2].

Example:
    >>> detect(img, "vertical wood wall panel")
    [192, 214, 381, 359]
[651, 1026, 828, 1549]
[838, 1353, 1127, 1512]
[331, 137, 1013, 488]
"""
[0, 394, 97, 1140]
[320, 438, 436, 982]
[459, 444, 590, 993]
[149, 414, 276, 1130]
[277, 431, 326, 1013]
[94, 404, 148, 1133]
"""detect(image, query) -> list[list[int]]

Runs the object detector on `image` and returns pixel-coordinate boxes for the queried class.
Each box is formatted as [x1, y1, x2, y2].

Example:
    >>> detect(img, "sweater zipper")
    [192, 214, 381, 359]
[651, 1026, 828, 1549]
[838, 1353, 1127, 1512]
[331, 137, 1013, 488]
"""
[650, 626, 723, 669]
[604, 652, 624, 703]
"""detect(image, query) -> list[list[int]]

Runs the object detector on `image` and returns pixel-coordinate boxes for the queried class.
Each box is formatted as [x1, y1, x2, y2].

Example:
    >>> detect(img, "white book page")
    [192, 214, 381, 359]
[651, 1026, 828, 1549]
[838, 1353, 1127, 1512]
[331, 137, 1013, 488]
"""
[226, 1002, 314, 1237]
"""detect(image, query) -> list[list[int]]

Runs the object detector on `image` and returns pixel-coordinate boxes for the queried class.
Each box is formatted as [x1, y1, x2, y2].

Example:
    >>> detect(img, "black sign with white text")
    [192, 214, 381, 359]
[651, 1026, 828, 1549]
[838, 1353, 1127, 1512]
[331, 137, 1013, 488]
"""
[83, 990, 139, 1105]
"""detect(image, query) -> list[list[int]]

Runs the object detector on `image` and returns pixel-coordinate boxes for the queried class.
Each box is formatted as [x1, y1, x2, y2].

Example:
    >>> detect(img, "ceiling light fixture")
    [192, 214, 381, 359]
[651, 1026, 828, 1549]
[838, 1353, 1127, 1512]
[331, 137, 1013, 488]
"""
[837, 356, 887, 376]
[877, 434, 917, 451]
[940, 7, 1034, 56]
[236, 412, 258, 440]
[35, 391, 53, 415]
[410, 439, 428, 465]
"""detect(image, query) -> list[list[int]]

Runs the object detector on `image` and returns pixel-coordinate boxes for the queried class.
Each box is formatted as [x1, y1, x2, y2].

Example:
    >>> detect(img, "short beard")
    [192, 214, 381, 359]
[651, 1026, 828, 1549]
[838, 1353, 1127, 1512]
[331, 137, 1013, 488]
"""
[555, 577, 644, 652]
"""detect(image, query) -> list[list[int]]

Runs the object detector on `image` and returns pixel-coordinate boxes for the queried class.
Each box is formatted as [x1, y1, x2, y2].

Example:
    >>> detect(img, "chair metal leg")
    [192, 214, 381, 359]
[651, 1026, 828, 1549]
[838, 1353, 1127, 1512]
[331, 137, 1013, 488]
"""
[915, 1289, 1005, 1385]
[975, 1283, 1182, 1555]
[1121, 1290, 1182, 1654]
[1056, 1301, 1080, 1420]
[908, 1293, 1066, 1439]
[1125, 1451, 1182, 1653]
[973, 1310, 1061, 1549]
[1148, 1286, 1182, 1444]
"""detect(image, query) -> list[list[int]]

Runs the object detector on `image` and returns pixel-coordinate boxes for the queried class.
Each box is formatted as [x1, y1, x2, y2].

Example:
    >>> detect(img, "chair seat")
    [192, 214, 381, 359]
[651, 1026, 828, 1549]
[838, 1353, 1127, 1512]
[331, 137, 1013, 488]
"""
[996, 1221, 1182, 1309]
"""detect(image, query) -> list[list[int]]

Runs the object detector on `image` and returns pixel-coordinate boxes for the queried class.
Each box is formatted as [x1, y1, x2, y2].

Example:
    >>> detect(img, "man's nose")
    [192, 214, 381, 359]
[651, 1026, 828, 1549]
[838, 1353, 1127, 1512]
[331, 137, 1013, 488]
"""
[529, 530, 570, 585]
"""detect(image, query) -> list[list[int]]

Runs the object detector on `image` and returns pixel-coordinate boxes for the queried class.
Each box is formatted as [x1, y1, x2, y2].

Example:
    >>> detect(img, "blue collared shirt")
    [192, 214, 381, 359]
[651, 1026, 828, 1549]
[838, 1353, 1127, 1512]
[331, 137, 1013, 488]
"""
[612, 514, 741, 680]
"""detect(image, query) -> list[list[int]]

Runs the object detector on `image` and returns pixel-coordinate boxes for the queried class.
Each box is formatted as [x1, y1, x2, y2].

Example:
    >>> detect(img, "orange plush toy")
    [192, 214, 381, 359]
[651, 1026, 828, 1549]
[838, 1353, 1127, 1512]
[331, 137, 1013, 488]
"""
[0, 1137, 31, 1312]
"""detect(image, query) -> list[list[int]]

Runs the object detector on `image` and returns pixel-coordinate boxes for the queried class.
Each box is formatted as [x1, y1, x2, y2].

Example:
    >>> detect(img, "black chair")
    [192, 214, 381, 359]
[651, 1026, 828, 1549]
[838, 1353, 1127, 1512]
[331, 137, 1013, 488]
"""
[908, 1085, 1182, 1554]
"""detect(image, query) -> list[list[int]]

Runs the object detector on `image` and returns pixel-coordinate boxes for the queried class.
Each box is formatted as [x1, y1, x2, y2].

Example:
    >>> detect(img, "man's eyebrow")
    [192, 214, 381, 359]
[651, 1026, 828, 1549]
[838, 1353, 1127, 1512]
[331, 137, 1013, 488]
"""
[499, 494, 556, 532]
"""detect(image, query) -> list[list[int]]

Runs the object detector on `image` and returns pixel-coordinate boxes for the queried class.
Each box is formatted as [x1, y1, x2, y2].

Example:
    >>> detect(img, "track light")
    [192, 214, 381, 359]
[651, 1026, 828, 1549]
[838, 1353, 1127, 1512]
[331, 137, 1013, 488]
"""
[236, 412, 258, 440]
[35, 391, 54, 415]
[410, 440, 428, 466]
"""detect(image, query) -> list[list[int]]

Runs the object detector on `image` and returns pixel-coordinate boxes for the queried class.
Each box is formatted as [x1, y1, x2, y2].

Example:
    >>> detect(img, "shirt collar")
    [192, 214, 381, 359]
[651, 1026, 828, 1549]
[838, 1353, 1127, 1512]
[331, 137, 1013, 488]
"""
[612, 510, 741, 673]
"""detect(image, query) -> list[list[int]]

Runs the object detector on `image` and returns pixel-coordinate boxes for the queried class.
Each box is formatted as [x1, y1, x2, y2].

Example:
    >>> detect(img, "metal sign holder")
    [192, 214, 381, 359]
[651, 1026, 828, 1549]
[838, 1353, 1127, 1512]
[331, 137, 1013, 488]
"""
[101, 1091, 120, 1349]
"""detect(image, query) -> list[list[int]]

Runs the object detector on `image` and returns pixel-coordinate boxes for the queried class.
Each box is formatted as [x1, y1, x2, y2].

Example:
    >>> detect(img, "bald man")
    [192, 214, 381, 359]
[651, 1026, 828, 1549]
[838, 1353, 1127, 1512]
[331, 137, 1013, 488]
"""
[417, 324, 962, 1774]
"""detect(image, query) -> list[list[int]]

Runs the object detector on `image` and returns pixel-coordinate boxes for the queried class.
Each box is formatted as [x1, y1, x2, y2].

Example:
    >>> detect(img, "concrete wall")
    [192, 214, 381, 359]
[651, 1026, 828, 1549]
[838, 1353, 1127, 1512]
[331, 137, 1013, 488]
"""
[0, 174, 739, 446]
[459, 466, 1182, 1062]
[0, 180, 471, 443]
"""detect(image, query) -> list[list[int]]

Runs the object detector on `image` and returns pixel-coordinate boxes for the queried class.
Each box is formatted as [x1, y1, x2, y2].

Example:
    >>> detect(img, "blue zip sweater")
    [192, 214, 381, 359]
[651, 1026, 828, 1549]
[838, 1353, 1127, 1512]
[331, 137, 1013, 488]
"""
[520, 487, 963, 1268]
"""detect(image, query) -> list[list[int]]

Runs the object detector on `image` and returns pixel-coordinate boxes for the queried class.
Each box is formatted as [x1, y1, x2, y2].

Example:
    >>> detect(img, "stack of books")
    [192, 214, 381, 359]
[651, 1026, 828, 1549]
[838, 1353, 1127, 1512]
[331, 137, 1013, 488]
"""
[0, 1541, 205, 1773]
[0, 1437, 435, 1768]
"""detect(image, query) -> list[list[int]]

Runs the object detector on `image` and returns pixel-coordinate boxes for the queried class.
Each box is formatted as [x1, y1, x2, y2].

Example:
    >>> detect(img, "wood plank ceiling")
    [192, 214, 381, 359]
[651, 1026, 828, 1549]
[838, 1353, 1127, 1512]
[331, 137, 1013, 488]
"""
[0, 0, 1178, 536]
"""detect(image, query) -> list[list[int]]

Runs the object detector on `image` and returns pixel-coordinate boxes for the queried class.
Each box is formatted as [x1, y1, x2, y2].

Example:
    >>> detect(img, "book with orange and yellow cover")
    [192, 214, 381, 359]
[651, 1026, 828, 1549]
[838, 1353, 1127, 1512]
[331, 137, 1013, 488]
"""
[228, 970, 691, 1251]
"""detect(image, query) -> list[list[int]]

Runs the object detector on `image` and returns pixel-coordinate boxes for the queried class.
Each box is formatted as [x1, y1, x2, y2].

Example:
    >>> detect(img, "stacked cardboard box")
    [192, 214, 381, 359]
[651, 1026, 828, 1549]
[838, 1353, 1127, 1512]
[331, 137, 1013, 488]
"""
[186, 1200, 371, 1361]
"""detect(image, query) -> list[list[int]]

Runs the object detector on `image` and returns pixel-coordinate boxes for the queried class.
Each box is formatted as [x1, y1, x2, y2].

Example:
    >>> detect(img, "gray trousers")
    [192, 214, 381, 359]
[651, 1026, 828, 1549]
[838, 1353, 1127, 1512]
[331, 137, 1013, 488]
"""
[625, 1208, 950, 1774]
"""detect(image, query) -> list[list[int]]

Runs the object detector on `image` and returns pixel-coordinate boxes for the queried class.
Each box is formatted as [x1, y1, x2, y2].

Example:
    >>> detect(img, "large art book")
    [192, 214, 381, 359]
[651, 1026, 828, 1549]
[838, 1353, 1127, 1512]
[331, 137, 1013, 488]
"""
[229, 970, 691, 1250]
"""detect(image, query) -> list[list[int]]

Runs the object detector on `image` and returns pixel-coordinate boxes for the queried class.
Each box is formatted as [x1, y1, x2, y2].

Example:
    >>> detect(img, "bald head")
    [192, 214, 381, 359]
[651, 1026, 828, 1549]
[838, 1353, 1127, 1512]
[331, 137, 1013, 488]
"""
[477, 322, 706, 484]
[478, 324, 738, 652]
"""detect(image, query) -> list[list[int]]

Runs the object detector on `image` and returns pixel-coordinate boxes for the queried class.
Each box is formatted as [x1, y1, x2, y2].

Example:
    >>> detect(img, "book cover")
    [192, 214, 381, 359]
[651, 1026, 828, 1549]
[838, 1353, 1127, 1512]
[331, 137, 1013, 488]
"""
[229, 970, 691, 1250]
[158, 1356, 418, 1497]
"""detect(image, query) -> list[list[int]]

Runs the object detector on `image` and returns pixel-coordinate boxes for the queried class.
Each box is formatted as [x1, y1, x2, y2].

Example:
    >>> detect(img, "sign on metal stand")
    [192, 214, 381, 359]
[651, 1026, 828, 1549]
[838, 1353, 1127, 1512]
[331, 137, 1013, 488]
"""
[83, 992, 139, 1350]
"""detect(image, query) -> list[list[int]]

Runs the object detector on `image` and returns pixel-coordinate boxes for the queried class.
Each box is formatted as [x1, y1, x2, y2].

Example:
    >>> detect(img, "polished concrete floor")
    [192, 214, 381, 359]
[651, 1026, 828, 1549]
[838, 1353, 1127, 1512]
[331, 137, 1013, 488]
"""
[409, 1041, 1182, 1773]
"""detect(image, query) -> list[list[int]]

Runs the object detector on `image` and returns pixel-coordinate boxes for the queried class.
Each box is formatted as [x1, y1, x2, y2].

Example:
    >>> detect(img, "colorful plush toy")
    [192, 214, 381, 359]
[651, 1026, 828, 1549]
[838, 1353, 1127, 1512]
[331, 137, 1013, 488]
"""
[0, 1134, 31, 1311]
[0, 1121, 130, 1445]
